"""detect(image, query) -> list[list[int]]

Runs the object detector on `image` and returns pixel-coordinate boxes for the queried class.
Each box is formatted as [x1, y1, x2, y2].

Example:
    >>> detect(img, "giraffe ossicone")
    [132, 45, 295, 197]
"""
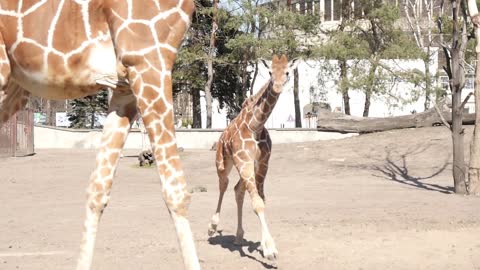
[0, 1, 200, 269]
[208, 54, 298, 262]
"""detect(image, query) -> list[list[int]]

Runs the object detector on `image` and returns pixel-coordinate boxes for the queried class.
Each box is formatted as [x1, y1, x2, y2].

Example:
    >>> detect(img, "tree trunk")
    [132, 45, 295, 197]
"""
[240, 52, 250, 101]
[46, 100, 55, 126]
[204, 0, 218, 129]
[363, 61, 377, 117]
[339, 1, 351, 115]
[339, 60, 350, 115]
[363, 91, 371, 117]
[448, 0, 468, 194]
[249, 61, 259, 96]
[204, 60, 213, 128]
[192, 87, 201, 128]
[451, 86, 467, 193]
[293, 67, 302, 128]
[467, 0, 480, 195]
[90, 110, 95, 129]
[424, 53, 432, 110]
[316, 101, 476, 133]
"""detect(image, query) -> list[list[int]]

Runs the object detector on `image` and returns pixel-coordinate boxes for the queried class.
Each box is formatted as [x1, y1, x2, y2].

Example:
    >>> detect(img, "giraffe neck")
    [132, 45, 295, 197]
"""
[246, 80, 281, 132]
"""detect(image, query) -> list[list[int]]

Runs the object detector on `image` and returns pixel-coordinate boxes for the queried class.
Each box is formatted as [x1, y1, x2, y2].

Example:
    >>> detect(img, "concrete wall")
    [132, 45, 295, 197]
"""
[34, 125, 356, 150]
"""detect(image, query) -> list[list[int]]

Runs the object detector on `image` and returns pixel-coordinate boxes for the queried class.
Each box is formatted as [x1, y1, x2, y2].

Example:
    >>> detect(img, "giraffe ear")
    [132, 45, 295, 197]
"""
[289, 58, 300, 70]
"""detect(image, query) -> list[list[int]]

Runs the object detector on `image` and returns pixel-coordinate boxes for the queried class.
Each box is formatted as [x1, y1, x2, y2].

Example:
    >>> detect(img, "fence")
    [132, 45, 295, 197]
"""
[0, 109, 34, 157]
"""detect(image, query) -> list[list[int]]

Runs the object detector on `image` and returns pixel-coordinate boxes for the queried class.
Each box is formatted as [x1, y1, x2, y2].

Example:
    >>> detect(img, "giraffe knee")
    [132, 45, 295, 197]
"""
[219, 177, 229, 193]
[87, 179, 113, 213]
[87, 192, 110, 214]
[259, 190, 265, 201]
[234, 180, 242, 192]
[251, 195, 265, 214]
[234, 180, 245, 196]
[164, 188, 191, 217]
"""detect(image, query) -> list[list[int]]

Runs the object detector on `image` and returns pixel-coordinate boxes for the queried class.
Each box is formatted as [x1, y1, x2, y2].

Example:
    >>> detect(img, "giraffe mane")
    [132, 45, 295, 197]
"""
[242, 79, 272, 108]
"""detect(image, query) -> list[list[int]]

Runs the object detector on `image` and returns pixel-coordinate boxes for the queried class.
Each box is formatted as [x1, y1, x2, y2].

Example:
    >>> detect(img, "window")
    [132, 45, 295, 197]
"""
[322, 0, 342, 21]
[324, 0, 332, 21]
[353, 0, 364, 19]
[439, 76, 449, 91]
[465, 76, 474, 90]
[333, 0, 341, 20]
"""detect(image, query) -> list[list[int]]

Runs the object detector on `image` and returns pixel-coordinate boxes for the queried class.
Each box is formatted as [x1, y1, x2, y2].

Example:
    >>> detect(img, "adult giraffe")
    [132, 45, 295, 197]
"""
[0, 1, 200, 269]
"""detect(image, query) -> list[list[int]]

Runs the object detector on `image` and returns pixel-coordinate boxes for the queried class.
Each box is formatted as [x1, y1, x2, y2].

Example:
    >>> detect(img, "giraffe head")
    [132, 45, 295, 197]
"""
[261, 54, 299, 93]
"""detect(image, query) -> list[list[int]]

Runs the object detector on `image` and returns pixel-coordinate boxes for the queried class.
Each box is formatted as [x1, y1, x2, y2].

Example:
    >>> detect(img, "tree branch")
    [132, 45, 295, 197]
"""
[461, 92, 474, 109]
[434, 103, 452, 130]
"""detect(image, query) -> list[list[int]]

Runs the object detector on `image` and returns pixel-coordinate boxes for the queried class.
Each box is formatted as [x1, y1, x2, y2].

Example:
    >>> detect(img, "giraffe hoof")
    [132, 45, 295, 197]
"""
[265, 251, 278, 261]
[261, 239, 278, 261]
[207, 223, 217, 236]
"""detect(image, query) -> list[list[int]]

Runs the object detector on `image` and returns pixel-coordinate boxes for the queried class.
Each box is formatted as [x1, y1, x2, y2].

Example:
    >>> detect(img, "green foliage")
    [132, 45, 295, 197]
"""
[67, 90, 108, 129]
[315, 30, 369, 61]
[181, 118, 193, 127]
[173, 0, 247, 120]
[174, 0, 432, 119]
[174, 0, 322, 120]
[255, 8, 321, 58]
[317, 0, 424, 114]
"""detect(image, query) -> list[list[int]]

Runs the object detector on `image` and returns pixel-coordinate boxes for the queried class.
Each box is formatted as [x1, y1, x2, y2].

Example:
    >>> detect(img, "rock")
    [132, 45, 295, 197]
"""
[138, 150, 155, 166]
[188, 185, 208, 193]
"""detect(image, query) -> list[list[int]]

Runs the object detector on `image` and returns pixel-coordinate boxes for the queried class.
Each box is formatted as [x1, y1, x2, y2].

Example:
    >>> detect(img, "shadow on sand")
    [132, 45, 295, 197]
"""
[371, 145, 453, 194]
[208, 233, 277, 269]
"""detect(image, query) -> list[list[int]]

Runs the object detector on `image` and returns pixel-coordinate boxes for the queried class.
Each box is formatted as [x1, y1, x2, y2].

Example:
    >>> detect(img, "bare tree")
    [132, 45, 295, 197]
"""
[340, 0, 353, 115]
[438, 0, 470, 194]
[403, 0, 436, 110]
[467, 0, 480, 195]
[204, 0, 218, 128]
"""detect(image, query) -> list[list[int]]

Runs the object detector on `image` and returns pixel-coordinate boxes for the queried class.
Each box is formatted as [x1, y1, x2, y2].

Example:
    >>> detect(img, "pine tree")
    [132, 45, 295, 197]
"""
[173, 0, 246, 126]
[67, 90, 108, 129]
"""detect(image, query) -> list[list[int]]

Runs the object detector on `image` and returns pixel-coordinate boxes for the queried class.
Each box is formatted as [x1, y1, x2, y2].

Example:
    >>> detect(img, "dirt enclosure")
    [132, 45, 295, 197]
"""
[1, 126, 479, 270]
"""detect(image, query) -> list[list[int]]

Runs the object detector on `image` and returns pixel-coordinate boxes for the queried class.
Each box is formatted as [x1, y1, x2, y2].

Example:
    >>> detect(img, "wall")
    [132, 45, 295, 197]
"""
[34, 125, 356, 150]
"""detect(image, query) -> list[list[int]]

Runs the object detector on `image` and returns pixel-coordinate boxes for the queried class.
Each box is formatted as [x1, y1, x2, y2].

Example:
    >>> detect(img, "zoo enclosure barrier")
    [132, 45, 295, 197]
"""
[0, 109, 34, 157]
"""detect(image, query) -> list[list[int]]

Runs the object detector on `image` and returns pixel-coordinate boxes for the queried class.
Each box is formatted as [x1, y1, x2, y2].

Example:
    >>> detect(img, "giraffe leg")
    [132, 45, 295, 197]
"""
[0, 82, 29, 127]
[235, 156, 278, 261]
[0, 37, 18, 127]
[255, 142, 271, 202]
[254, 142, 277, 260]
[208, 155, 233, 236]
[134, 86, 200, 270]
[124, 62, 200, 270]
[234, 147, 269, 246]
[104, 2, 200, 268]
[76, 90, 138, 270]
[233, 178, 246, 245]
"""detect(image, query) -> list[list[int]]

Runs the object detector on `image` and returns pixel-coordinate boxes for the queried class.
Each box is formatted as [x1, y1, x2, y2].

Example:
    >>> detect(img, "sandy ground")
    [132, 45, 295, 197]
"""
[1, 126, 480, 270]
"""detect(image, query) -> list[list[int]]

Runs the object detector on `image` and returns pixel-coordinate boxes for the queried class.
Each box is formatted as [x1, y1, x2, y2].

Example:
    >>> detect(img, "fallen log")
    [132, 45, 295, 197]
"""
[317, 104, 475, 133]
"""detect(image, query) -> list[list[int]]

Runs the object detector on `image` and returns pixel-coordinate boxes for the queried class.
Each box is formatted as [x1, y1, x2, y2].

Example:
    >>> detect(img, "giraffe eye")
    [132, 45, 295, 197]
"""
[286, 72, 289, 76]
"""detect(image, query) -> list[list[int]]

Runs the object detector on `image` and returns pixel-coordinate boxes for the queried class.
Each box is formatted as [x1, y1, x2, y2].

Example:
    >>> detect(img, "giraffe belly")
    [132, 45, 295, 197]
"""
[11, 43, 122, 100]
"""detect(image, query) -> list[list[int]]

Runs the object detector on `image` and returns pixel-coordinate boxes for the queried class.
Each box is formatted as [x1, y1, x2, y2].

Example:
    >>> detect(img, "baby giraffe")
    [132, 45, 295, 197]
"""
[207, 54, 298, 260]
